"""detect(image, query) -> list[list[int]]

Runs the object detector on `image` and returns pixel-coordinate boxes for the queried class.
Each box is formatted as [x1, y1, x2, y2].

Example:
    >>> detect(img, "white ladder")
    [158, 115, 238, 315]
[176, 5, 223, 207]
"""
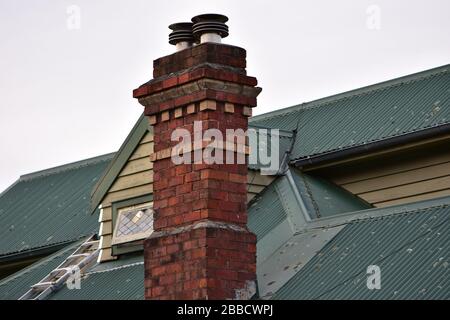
[19, 235, 100, 300]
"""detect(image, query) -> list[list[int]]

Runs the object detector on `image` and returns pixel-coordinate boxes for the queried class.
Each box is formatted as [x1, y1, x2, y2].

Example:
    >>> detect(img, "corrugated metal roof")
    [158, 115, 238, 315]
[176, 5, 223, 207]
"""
[49, 256, 144, 300]
[248, 182, 287, 240]
[0, 154, 114, 257]
[257, 226, 344, 299]
[0, 241, 82, 300]
[4, 198, 448, 300]
[247, 126, 294, 172]
[272, 203, 450, 300]
[250, 65, 450, 160]
[291, 169, 372, 218]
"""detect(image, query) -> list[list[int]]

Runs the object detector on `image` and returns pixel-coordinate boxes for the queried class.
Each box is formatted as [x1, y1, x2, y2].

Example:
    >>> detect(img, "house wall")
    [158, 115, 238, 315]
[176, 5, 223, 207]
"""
[97, 130, 275, 262]
[98, 131, 154, 262]
[314, 140, 450, 208]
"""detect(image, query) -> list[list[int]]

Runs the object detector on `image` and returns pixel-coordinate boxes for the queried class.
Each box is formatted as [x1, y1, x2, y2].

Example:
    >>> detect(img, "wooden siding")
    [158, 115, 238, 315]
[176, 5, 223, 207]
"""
[247, 171, 275, 202]
[98, 131, 154, 262]
[316, 141, 450, 208]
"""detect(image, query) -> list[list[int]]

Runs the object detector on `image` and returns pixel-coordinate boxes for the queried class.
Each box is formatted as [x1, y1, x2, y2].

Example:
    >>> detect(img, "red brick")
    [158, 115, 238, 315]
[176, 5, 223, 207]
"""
[200, 169, 229, 181]
[159, 274, 176, 286]
[176, 183, 192, 195]
[229, 173, 247, 183]
[185, 171, 200, 183]
[183, 210, 201, 223]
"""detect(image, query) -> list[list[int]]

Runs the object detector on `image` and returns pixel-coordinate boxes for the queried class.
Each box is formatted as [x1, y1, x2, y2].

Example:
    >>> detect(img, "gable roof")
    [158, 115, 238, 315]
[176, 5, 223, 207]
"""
[90, 115, 151, 212]
[0, 154, 114, 260]
[250, 64, 450, 166]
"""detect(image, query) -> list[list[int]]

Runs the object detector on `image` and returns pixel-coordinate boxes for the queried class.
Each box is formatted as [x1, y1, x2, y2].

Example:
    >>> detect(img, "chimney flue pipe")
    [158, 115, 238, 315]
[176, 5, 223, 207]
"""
[192, 13, 229, 44]
[168, 22, 194, 51]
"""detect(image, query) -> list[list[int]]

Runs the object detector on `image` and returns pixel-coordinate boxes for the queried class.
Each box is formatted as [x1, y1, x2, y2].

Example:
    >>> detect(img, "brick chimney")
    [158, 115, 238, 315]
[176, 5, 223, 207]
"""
[133, 14, 261, 300]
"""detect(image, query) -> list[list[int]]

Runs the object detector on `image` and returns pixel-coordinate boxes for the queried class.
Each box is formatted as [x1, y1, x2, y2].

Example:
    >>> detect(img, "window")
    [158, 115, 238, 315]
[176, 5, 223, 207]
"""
[111, 195, 153, 255]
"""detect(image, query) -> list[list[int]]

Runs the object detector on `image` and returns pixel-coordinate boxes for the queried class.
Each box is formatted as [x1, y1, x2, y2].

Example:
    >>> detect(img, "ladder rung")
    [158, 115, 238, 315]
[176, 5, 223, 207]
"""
[50, 267, 72, 274]
[81, 240, 99, 247]
[20, 235, 99, 300]
[68, 253, 90, 259]
[31, 282, 56, 289]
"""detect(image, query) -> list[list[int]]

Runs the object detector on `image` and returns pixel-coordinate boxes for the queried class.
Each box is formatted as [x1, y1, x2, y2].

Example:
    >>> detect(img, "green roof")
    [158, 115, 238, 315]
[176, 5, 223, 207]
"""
[49, 254, 144, 300]
[0, 154, 114, 259]
[291, 169, 372, 218]
[4, 196, 449, 300]
[247, 126, 294, 172]
[272, 201, 450, 300]
[0, 240, 82, 300]
[0, 241, 144, 300]
[248, 182, 287, 240]
[248, 169, 371, 240]
[248, 169, 371, 267]
[250, 64, 450, 161]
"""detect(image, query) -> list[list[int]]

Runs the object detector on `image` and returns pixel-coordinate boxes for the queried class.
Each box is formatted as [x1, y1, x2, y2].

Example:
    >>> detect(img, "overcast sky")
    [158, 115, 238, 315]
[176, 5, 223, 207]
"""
[0, 0, 449, 192]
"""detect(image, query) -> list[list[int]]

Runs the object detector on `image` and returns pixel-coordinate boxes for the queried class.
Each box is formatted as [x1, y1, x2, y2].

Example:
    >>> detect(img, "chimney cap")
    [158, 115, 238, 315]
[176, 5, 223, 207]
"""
[168, 22, 194, 45]
[191, 13, 229, 41]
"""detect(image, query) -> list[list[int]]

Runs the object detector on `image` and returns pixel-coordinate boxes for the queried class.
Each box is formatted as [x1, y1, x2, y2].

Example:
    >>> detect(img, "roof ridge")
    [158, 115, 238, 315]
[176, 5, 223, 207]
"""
[248, 124, 295, 137]
[251, 64, 450, 123]
[19, 152, 116, 182]
[350, 201, 450, 224]
[306, 196, 450, 232]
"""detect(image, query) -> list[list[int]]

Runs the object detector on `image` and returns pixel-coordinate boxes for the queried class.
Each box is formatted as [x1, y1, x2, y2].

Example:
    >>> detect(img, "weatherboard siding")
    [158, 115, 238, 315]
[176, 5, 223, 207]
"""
[247, 171, 275, 202]
[325, 148, 450, 208]
[102, 132, 155, 207]
[98, 131, 154, 262]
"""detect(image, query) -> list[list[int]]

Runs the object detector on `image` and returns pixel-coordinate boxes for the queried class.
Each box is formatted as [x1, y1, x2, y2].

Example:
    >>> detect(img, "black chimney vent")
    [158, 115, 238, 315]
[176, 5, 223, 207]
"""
[168, 22, 194, 46]
[191, 14, 229, 43]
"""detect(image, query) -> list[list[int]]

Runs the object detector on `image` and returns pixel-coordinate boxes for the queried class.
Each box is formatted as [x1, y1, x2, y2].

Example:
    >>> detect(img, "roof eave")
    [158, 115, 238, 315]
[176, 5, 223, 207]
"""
[0, 240, 76, 265]
[293, 122, 450, 168]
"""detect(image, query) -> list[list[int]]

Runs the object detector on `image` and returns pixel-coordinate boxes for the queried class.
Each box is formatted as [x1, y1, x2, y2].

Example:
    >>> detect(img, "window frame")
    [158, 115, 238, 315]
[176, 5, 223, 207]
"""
[111, 194, 153, 256]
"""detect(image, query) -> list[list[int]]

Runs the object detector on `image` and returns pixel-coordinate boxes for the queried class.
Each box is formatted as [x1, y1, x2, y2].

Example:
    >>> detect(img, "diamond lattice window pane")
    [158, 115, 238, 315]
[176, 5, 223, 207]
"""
[112, 202, 154, 245]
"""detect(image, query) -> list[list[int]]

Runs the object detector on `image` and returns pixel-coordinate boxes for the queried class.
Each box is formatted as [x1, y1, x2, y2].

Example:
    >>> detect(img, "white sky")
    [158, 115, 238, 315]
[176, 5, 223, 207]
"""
[0, 0, 449, 192]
